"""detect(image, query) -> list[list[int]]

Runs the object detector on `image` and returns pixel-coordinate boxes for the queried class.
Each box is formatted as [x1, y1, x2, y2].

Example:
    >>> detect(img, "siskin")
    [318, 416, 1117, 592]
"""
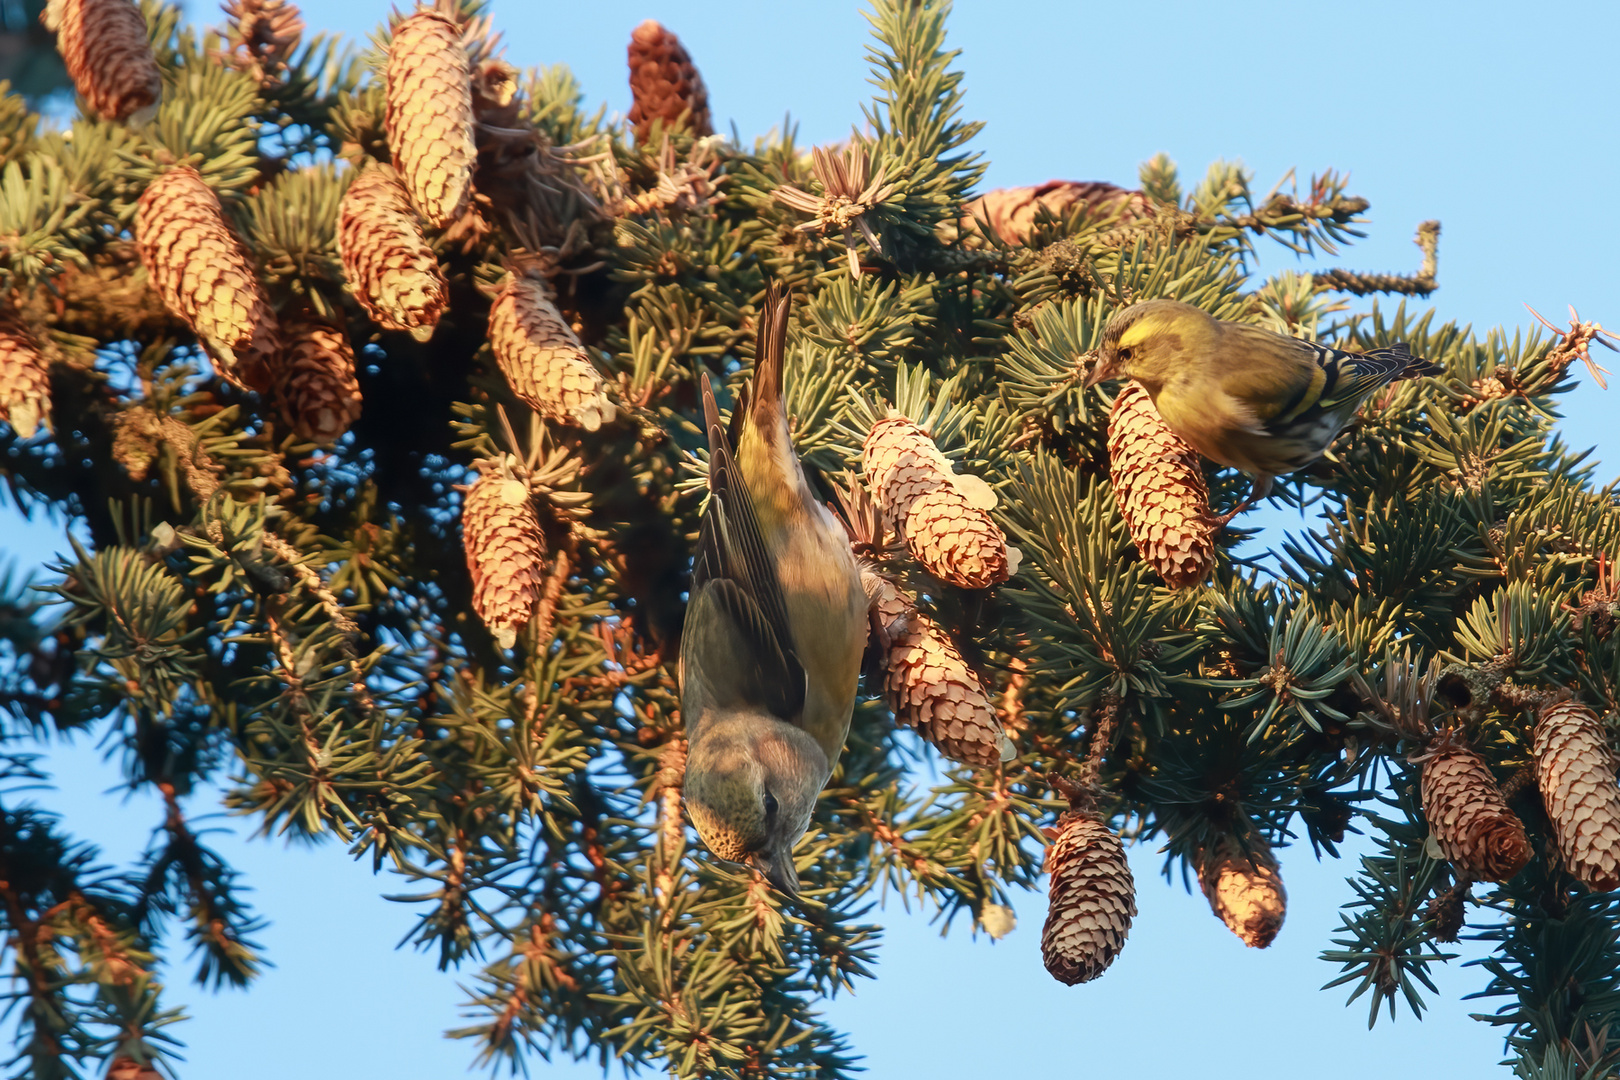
[1087, 299, 1441, 516]
[680, 284, 869, 897]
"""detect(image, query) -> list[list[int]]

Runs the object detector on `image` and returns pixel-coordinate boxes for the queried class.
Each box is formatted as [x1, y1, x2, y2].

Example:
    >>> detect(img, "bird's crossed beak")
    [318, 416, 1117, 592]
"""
[1083, 350, 1116, 389]
[750, 849, 800, 899]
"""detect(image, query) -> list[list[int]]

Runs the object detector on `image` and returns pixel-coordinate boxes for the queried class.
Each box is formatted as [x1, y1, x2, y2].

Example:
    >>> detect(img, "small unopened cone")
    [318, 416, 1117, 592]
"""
[626, 20, 712, 143]
[1198, 837, 1286, 948]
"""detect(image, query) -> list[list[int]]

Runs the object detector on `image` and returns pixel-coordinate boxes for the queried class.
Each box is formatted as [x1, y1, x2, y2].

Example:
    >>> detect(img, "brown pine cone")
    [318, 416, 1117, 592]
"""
[1418, 736, 1531, 884]
[336, 163, 448, 339]
[862, 413, 1013, 589]
[1107, 381, 1215, 589]
[134, 166, 278, 392]
[488, 266, 616, 431]
[0, 309, 51, 439]
[277, 318, 362, 445]
[885, 610, 1012, 768]
[1041, 809, 1135, 984]
[223, 0, 304, 84]
[43, 0, 161, 123]
[384, 9, 475, 229]
[959, 180, 1150, 247]
[462, 461, 548, 650]
[626, 20, 712, 144]
[1198, 836, 1286, 948]
[1534, 700, 1620, 891]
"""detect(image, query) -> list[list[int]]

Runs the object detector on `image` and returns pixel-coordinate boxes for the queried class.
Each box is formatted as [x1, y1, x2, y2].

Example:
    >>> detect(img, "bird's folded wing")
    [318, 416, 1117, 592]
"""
[689, 372, 807, 722]
[1305, 341, 1424, 409]
[684, 576, 802, 721]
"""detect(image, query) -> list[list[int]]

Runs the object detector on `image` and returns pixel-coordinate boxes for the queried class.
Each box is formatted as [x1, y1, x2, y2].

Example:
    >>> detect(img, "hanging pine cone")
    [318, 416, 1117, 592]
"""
[461, 460, 548, 650]
[1417, 735, 1531, 884]
[223, 0, 304, 84]
[1107, 381, 1216, 589]
[0, 310, 51, 439]
[885, 610, 1013, 768]
[861, 413, 1015, 589]
[488, 265, 616, 431]
[42, 0, 162, 124]
[1534, 699, 1620, 891]
[1198, 836, 1286, 948]
[277, 318, 362, 445]
[1041, 808, 1135, 984]
[384, 9, 475, 229]
[134, 166, 278, 392]
[336, 163, 448, 339]
[960, 180, 1150, 247]
[626, 20, 712, 144]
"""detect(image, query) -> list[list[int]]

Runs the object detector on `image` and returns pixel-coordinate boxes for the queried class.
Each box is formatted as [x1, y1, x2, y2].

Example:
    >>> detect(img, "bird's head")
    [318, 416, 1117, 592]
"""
[684, 715, 827, 898]
[1086, 298, 1220, 393]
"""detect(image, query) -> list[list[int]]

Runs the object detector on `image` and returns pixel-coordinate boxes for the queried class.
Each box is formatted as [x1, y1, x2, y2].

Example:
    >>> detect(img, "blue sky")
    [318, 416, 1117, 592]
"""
[5, 0, 1618, 1075]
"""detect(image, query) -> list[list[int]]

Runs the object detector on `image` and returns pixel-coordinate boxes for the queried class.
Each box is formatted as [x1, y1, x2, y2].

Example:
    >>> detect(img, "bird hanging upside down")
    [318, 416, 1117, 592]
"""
[1087, 298, 1442, 521]
[680, 283, 868, 897]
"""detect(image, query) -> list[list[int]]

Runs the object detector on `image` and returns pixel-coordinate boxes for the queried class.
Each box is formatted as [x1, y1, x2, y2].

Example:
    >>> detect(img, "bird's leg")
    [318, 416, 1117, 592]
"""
[1202, 474, 1273, 529]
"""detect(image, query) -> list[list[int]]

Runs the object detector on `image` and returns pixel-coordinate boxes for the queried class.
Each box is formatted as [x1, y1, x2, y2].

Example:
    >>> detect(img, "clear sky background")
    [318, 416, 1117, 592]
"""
[6, 1, 1619, 1076]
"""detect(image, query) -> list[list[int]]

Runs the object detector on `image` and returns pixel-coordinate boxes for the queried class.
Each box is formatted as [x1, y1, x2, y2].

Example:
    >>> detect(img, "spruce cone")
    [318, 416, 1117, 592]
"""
[0, 310, 51, 439]
[43, 0, 161, 123]
[1534, 700, 1620, 891]
[134, 167, 278, 391]
[1198, 837, 1286, 948]
[626, 20, 712, 144]
[1041, 809, 1135, 984]
[960, 180, 1150, 247]
[1418, 737, 1531, 883]
[223, 0, 304, 84]
[277, 319, 362, 445]
[488, 266, 616, 431]
[384, 9, 475, 229]
[862, 413, 1014, 589]
[1107, 381, 1215, 589]
[885, 610, 1012, 768]
[337, 163, 448, 339]
[462, 462, 547, 650]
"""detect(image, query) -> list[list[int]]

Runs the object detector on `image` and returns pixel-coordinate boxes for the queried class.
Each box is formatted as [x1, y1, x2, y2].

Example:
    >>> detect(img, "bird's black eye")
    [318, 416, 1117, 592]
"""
[763, 792, 779, 819]
[1118, 347, 1134, 363]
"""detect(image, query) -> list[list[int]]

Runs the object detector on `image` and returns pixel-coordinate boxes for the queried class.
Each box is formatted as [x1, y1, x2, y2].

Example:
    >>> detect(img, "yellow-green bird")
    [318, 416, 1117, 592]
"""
[1087, 298, 1442, 514]
[681, 283, 868, 897]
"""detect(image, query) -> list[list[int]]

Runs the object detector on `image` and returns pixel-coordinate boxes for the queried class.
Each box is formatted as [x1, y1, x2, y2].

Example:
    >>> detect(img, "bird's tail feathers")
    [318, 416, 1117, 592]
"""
[750, 282, 792, 424]
[1367, 341, 1443, 379]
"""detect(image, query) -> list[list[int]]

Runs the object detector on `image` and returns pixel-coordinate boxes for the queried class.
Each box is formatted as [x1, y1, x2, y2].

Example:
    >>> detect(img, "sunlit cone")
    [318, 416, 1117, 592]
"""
[626, 20, 712, 144]
[0, 310, 51, 439]
[278, 318, 362, 445]
[106, 1057, 162, 1080]
[1107, 381, 1215, 589]
[1534, 699, 1620, 891]
[1198, 836, 1286, 948]
[43, 0, 162, 123]
[1418, 736, 1531, 884]
[384, 9, 475, 229]
[862, 413, 1015, 589]
[488, 265, 616, 431]
[462, 461, 547, 650]
[885, 610, 1012, 768]
[959, 180, 1149, 247]
[1041, 809, 1135, 984]
[134, 166, 278, 392]
[337, 163, 448, 339]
